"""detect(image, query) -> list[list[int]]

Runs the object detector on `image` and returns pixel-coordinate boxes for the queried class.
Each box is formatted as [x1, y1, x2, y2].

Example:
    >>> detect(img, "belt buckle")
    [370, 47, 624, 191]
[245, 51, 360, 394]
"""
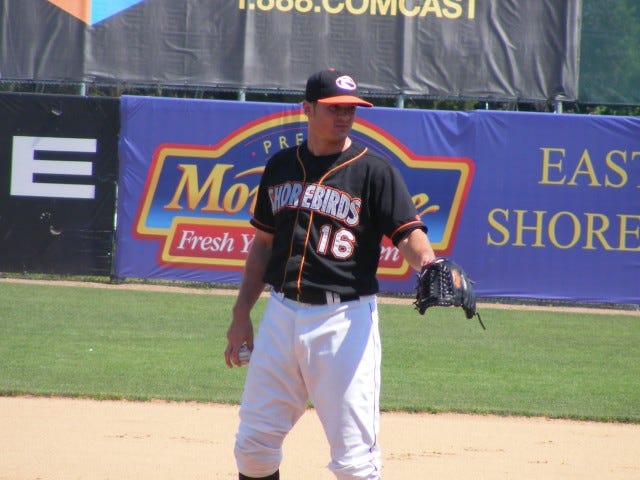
[325, 291, 341, 305]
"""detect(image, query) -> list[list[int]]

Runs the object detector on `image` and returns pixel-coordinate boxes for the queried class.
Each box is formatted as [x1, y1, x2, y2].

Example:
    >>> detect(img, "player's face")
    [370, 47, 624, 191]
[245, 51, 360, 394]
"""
[307, 102, 357, 144]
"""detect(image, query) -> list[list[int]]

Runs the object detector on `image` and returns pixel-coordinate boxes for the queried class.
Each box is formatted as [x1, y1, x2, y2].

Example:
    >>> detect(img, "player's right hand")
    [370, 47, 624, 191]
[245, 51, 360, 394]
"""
[224, 313, 254, 368]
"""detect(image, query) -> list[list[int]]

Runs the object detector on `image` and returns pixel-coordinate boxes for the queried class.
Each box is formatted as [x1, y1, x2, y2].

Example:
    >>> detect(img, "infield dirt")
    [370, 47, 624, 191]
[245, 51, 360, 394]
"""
[1, 396, 640, 479]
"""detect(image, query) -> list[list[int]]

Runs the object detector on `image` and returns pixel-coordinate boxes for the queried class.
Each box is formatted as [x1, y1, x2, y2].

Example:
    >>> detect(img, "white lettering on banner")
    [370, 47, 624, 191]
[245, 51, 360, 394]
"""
[10, 136, 96, 199]
[240, 233, 255, 253]
[176, 229, 235, 253]
[237, 0, 477, 19]
[379, 244, 401, 262]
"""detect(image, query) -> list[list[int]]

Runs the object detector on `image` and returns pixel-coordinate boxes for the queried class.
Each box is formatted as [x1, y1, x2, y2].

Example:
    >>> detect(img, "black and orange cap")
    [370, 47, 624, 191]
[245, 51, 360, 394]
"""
[304, 69, 373, 107]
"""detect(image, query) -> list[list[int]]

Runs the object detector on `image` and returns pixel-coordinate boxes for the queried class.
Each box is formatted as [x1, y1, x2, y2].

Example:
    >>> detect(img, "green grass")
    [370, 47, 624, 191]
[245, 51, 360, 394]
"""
[380, 305, 640, 422]
[1, 282, 639, 423]
[0, 283, 244, 403]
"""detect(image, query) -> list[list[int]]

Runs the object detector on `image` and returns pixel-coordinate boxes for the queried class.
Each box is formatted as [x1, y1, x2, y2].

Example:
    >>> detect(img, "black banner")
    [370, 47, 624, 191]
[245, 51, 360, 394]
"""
[1, 0, 581, 102]
[0, 93, 119, 275]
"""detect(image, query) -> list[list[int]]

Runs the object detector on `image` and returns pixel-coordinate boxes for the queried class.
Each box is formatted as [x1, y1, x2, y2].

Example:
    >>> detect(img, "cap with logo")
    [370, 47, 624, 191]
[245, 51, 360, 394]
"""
[305, 69, 373, 107]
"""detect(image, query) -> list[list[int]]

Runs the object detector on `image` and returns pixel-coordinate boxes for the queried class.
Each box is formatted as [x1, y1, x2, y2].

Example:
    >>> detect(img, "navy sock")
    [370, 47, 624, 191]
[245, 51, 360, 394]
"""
[239, 471, 279, 480]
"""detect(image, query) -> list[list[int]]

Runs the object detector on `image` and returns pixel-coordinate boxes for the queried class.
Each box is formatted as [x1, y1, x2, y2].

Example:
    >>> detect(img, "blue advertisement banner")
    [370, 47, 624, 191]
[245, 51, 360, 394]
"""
[115, 97, 640, 304]
[460, 111, 640, 304]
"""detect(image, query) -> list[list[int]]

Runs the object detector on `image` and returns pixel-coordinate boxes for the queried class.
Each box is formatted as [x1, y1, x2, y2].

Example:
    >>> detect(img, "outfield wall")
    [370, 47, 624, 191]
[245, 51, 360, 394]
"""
[0, 93, 119, 276]
[1, 93, 638, 304]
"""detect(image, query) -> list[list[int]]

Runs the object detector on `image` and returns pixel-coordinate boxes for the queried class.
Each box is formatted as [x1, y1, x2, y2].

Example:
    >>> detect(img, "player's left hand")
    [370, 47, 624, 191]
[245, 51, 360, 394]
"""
[414, 257, 485, 329]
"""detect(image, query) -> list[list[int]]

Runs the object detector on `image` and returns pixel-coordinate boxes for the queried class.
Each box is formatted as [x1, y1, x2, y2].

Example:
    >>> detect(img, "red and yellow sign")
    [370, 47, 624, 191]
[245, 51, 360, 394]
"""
[134, 108, 473, 280]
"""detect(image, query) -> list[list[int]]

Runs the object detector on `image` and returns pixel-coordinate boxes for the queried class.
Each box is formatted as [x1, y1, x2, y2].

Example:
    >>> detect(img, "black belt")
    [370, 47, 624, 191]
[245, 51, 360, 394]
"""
[282, 290, 359, 305]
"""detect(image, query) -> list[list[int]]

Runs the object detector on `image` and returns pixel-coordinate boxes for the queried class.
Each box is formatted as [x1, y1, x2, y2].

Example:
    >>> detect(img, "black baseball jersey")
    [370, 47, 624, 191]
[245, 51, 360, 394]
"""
[250, 140, 426, 297]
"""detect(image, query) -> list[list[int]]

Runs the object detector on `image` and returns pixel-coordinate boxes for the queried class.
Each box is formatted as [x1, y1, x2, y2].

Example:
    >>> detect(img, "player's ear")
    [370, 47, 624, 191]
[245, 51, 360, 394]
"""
[302, 100, 313, 117]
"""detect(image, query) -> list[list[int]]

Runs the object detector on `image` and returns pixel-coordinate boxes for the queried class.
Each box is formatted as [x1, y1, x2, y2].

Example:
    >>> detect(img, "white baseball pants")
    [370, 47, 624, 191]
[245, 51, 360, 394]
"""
[235, 291, 381, 479]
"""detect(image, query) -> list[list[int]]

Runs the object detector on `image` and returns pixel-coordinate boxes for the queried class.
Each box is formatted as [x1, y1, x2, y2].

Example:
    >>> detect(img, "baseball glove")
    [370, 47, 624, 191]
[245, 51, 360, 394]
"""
[414, 258, 485, 329]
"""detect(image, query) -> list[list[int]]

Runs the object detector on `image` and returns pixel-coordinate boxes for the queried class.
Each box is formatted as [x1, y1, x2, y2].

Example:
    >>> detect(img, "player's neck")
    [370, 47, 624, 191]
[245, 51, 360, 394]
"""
[307, 137, 351, 156]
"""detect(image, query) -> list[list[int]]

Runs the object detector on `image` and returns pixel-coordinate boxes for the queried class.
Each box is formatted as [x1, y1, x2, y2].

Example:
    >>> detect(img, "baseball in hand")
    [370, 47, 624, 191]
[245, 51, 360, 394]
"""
[239, 344, 251, 365]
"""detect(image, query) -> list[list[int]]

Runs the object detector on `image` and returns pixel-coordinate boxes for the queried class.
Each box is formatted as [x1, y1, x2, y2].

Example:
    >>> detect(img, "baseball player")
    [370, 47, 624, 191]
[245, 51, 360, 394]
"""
[224, 69, 436, 480]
